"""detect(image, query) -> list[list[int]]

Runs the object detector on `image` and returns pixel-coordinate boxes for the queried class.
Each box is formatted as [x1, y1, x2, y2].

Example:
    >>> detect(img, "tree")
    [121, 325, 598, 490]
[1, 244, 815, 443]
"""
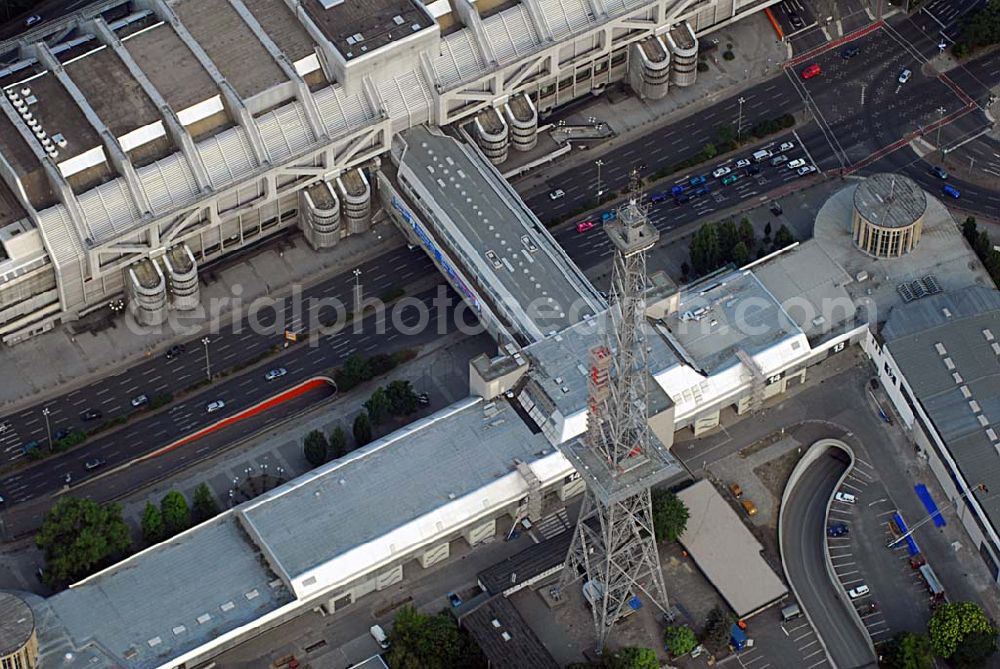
[303, 429, 329, 467]
[663, 625, 698, 656]
[192, 483, 219, 522]
[773, 224, 795, 249]
[928, 601, 996, 660]
[738, 217, 756, 251]
[160, 490, 191, 537]
[329, 425, 349, 458]
[690, 223, 721, 275]
[718, 219, 739, 263]
[883, 632, 934, 669]
[763, 221, 772, 239]
[35, 497, 132, 586]
[364, 387, 391, 425]
[607, 647, 658, 669]
[703, 605, 734, 655]
[386, 379, 419, 416]
[387, 605, 472, 669]
[962, 216, 979, 245]
[353, 412, 373, 446]
[336, 353, 372, 391]
[680, 261, 691, 280]
[975, 229, 992, 259]
[951, 630, 998, 667]
[731, 241, 750, 267]
[651, 489, 689, 542]
[141, 502, 165, 544]
[715, 124, 737, 148]
[703, 142, 718, 159]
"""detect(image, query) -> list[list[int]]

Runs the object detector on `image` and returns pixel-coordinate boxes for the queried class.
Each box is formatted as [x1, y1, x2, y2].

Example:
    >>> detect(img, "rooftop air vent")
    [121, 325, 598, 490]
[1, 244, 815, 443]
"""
[393, 14, 405, 25]
[20, 86, 30, 97]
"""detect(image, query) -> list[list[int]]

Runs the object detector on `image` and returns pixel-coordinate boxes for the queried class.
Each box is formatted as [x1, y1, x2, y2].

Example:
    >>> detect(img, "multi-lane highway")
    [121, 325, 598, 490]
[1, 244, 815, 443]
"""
[781, 448, 877, 669]
[4, 10, 1000, 530]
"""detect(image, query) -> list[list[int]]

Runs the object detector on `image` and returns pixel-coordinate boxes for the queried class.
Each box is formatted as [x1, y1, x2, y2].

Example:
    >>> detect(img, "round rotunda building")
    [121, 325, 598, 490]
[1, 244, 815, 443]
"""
[852, 172, 927, 258]
[0, 592, 37, 669]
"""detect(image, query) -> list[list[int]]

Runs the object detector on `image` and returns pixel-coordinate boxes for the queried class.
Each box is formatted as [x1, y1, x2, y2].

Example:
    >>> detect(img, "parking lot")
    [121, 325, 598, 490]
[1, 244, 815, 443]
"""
[823, 435, 944, 652]
[786, 24, 971, 170]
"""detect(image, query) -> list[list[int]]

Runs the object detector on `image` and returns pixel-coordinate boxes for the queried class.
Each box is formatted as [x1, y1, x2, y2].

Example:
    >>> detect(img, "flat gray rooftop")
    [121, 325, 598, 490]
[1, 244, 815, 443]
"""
[0, 178, 26, 228]
[241, 397, 556, 580]
[853, 173, 926, 229]
[124, 24, 218, 113]
[0, 113, 56, 210]
[882, 286, 1000, 537]
[460, 595, 559, 669]
[305, 0, 431, 60]
[175, 0, 286, 99]
[677, 480, 787, 617]
[398, 125, 600, 340]
[752, 241, 857, 340]
[242, 0, 318, 63]
[663, 270, 803, 374]
[16, 69, 100, 163]
[524, 310, 677, 419]
[47, 514, 291, 669]
[65, 47, 161, 139]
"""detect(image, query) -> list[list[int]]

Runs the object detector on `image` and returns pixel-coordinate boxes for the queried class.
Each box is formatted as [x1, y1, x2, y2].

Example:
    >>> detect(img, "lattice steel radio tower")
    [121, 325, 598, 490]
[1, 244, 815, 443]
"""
[557, 173, 674, 648]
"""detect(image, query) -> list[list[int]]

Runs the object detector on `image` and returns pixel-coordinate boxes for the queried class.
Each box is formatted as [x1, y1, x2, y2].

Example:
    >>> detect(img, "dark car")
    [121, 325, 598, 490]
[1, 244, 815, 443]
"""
[929, 165, 948, 179]
[827, 523, 849, 537]
[689, 175, 707, 187]
[165, 344, 185, 360]
[650, 192, 669, 203]
[841, 45, 860, 60]
[417, 392, 430, 407]
[447, 591, 462, 607]
[693, 185, 711, 197]
[745, 164, 761, 176]
[674, 192, 691, 204]
[53, 428, 71, 442]
[80, 409, 102, 421]
[84, 458, 106, 471]
[770, 202, 784, 216]
[670, 184, 686, 197]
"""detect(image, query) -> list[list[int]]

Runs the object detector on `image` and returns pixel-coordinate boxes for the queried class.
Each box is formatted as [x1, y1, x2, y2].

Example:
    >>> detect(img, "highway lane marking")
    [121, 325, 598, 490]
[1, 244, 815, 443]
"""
[23, 418, 38, 427]
[806, 660, 828, 668]
[802, 649, 824, 660]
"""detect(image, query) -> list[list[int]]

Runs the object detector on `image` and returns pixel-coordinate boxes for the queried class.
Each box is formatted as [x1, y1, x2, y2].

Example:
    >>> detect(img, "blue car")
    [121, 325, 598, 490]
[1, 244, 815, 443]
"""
[942, 184, 960, 199]
[601, 210, 617, 222]
[670, 184, 685, 196]
[650, 192, 669, 203]
[693, 184, 712, 197]
[448, 591, 462, 607]
[689, 175, 707, 187]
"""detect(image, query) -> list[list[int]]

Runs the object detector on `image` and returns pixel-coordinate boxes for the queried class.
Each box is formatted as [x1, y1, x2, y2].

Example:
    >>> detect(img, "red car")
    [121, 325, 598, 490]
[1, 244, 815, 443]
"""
[801, 63, 821, 80]
[576, 220, 595, 233]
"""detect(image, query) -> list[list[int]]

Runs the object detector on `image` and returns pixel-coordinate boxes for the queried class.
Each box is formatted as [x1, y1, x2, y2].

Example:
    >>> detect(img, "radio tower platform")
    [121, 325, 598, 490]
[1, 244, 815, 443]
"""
[557, 173, 674, 649]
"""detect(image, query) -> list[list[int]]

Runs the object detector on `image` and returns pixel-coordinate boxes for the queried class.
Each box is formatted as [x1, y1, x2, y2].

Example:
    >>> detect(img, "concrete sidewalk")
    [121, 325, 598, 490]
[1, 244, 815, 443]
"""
[0, 219, 406, 412]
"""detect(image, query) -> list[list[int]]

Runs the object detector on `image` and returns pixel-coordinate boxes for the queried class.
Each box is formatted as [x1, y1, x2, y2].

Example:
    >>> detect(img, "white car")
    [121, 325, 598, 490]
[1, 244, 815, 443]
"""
[549, 189, 565, 200]
[206, 399, 226, 413]
[848, 585, 870, 599]
[787, 158, 806, 169]
[130, 394, 149, 408]
[835, 491, 857, 504]
[898, 68, 912, 84]
[735, 158, 751, 169]
[779, 141, 795, 152]
[25, 15, 42, 27]
[712, 166, 732, 179]
[797, 165, 817, 176]
[0, 421, 10, 434]
[264, 367, 287, 381]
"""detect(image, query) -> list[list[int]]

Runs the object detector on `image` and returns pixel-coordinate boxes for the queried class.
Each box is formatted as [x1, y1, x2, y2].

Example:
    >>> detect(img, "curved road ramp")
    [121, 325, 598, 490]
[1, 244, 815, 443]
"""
[780, 439, 878, 669]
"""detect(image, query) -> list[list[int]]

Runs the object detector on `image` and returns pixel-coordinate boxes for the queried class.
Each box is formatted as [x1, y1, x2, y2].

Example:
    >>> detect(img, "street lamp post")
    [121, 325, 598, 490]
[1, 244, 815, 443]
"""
[201, 337, 211, 381]
[42, 407, 52, 452]
[594, 159, 605, 200]
[936, 106, 946, 149]
[737, 96, 746, 141]
[352, 268, 363, 313]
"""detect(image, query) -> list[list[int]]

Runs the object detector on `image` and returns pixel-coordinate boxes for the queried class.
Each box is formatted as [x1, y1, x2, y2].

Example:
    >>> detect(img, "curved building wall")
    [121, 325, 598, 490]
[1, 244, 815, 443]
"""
[337, 169, 372, 236]
[300, 181, 342, 250]
[667, 22, 699, 87]
[162, 244, 200, 311]
[628, 36, 670, 100]
[852, 213, 924, 258]
[851, 174, 927, 258]
[474, 107, 509, 165]
[127, 258, 167, 327]
[503, 93, 538, 152]
[0, 592, 37, 669]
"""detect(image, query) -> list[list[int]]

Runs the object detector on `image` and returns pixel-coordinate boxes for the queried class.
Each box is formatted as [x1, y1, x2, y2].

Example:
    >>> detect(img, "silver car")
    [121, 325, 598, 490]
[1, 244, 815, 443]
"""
[264, 368, 287, 381]
[206, 399, 226, 413]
